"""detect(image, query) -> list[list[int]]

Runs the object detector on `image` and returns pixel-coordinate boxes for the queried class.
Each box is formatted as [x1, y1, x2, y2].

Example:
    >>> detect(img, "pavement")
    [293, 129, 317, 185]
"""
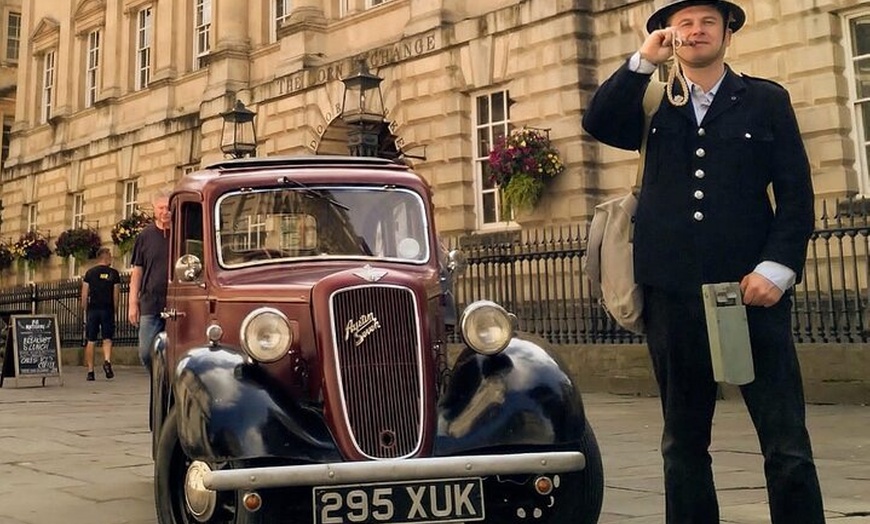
[0, 365, 867, 524]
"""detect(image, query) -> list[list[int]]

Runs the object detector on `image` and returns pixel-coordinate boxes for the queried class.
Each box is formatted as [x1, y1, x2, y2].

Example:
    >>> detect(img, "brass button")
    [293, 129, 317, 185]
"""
[745, 132, 752, 139]
[694, 190, 705, 200]
[698, 128, 706, 136]
[695, 169, 705, 179]
[696, 148, 706, 158]
[693, 211, 705, 221]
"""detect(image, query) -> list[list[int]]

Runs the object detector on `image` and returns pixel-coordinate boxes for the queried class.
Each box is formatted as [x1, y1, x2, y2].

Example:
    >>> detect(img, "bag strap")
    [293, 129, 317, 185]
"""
[634, 80, 665, 193]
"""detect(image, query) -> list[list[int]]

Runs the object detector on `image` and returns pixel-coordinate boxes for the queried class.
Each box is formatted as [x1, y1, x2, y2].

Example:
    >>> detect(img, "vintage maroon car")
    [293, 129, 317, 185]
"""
[150, 156, 603, 524]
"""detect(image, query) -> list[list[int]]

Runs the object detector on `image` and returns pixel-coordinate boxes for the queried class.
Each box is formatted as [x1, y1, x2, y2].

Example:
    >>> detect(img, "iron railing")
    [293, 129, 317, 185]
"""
[1, 199, 869, 347]
[446, 199, 870, 345]
[0, 274, 137, 348]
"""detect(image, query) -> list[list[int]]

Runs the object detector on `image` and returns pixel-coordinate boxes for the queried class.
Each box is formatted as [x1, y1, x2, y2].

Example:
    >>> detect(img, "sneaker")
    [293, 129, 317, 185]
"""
[86, 371, 95, 381]
[103, 361, 114, 380]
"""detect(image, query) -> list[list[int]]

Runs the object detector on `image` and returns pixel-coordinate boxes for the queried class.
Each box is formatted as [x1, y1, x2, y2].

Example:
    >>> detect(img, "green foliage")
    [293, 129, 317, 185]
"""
[487, 127, 565, 213]
[502, 172, 545, 214]
[55, 227, 102, 261]
[11, 231, 52, 268]
[0, 242, 13, 271]
[111, 211, 152, 255]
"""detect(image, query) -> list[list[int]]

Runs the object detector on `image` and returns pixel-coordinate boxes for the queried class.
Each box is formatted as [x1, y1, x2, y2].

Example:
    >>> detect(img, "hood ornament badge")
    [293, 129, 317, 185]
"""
[353, 264, 387, 282]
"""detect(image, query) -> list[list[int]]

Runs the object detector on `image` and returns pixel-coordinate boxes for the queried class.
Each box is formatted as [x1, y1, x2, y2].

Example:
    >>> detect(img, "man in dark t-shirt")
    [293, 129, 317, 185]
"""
[81, 247, 121, 381]
[128, 189, 171, 373]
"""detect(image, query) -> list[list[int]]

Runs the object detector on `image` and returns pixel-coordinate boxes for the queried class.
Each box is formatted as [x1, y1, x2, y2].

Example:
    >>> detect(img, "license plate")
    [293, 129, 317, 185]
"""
[313, 478, 485, 524]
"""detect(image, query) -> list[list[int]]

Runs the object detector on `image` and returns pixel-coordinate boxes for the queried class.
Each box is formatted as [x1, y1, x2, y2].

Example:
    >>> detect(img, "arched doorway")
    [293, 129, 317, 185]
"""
[315, 119, 402, 160]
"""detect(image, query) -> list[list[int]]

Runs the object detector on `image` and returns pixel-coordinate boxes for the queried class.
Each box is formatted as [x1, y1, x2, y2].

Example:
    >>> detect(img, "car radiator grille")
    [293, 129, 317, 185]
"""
[332, 285, 423, 459]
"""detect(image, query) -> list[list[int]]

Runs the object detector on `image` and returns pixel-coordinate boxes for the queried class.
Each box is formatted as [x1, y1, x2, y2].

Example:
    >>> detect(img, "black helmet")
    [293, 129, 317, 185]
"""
[646, 0, 746, 34]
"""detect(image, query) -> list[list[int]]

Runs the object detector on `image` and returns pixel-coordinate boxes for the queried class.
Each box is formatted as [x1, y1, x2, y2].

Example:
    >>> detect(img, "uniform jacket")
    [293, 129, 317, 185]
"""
[582, 62, 814, 295]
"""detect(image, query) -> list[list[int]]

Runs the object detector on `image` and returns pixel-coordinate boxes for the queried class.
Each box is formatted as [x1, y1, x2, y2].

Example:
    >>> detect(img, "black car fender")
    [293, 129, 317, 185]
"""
[435, 334, 587, 456]
[169, 345, 341, 464]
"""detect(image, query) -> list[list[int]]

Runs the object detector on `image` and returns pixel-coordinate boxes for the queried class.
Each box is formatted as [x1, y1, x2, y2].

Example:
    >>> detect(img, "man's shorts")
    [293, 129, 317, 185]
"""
[85, 309, 116, 342]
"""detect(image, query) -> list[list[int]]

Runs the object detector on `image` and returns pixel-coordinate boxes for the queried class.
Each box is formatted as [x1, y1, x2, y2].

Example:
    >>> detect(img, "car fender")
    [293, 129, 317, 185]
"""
[150, 332, 170, 441]
[170, 345, 341, 463]
[435, 333, 587, 456]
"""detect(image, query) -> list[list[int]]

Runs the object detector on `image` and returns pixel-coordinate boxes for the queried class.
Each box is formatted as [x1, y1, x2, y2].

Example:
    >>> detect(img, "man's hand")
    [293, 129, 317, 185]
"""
[639, 28, 678, 66]
[740, 272, 783, 307]
[128, 302, 140, 326]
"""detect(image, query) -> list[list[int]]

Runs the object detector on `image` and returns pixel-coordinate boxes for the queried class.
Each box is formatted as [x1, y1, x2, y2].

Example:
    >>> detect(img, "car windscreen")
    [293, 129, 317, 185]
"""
[216, 186, 430, 268]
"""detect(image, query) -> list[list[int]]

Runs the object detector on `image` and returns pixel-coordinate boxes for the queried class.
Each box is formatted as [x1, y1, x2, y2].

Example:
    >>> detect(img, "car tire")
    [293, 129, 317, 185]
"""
[155, 408, 259, 524]
[573, 420, 604, 524]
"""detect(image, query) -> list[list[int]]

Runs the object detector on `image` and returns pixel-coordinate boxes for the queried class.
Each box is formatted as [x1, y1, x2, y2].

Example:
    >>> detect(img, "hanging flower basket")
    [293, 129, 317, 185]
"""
[0, 242, 13, 271]
[111, 211, 152, 255]
[55, 227, 103, 262]
[488, 127, 565, 213]
[11, 231, 52, 269]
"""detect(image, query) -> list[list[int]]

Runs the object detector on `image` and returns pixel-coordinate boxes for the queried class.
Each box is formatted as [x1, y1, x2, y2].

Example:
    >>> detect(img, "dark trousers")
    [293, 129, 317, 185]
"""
[643, 286, 825, 524]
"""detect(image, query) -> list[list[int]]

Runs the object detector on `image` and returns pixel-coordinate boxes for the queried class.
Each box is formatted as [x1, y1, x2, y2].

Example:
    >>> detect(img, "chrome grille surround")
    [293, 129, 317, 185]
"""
[329, 284, 424, 459]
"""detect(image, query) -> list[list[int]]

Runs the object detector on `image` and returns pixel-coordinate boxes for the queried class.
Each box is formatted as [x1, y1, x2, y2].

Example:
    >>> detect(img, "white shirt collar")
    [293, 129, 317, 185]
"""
[687, 70, 727, 101]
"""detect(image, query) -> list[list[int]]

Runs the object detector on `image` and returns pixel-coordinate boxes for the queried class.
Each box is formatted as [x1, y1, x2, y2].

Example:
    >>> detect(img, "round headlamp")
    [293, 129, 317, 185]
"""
[240, 307, 293, 362]
[459, 300, 514, 355]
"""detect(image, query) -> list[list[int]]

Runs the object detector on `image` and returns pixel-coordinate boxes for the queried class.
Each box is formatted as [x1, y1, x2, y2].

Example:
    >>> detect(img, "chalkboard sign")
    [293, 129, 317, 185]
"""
[4, 314, 63, 387]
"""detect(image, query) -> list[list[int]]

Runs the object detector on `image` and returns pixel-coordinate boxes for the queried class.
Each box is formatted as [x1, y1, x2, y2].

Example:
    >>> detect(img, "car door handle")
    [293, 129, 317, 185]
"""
[160, 309, 187, 320]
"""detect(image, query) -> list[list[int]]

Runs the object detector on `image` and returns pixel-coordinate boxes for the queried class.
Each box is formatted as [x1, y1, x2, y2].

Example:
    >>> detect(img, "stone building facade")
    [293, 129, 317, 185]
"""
[0, 0, 868, 284]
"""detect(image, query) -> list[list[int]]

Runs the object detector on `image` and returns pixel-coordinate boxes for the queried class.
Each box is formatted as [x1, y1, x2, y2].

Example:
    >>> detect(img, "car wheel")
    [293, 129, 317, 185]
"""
[149, 364, 162, 460]
[573, 421, 604, 524]
[155, 409, 258, 524]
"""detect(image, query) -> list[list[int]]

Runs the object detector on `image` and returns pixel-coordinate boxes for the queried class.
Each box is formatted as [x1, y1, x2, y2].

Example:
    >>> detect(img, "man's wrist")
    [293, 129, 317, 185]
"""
[629, 51, 658, 75]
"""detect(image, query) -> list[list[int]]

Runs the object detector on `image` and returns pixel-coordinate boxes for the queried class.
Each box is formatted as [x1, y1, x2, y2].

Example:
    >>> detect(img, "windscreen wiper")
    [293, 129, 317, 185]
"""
[277, 176, 350, 211]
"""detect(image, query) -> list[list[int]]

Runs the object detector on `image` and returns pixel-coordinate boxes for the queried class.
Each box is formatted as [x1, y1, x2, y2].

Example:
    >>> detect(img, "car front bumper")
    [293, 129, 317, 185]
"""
[203, 451, 586, 491]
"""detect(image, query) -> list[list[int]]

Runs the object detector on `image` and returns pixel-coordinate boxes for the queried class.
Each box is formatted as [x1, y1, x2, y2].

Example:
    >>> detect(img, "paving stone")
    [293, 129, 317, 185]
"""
[1, 366, 867, 523]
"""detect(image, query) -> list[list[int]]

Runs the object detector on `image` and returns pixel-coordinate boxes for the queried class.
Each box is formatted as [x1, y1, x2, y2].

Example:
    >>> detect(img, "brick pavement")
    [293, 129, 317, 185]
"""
[0, 365, 867, 523]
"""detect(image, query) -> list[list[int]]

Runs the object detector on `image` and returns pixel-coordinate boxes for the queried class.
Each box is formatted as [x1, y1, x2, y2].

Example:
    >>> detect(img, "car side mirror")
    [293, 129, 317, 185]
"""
[446, 249, 467, 276]
[175, 254, 203, 283]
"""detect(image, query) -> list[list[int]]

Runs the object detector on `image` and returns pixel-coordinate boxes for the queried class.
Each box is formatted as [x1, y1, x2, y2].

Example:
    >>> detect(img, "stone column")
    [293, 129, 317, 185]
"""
[273, 0, 327, 78]
[286, 0, 327, 28]
[404, 0, 461, 37]
[99, 0, 121, 101]
[214, 0, 250, 53]
[205, 0, 251, 97]
[150, 0, 177, 84]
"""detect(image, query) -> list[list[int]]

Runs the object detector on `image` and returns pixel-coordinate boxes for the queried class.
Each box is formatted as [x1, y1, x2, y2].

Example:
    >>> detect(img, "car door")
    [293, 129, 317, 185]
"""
[166, 197, 209, 364]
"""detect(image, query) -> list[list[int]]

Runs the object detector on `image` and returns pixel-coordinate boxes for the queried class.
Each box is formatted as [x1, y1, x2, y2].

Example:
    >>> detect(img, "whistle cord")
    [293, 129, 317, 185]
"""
[666, 34, 690, 107]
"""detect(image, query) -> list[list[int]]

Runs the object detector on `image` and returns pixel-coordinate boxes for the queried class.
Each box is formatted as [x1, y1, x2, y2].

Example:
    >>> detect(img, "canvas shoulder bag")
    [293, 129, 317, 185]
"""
[583, 80, 665, 334]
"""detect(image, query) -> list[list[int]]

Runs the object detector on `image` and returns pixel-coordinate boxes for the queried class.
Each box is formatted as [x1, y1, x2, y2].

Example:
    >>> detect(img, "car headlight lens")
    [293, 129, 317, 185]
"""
[460, 300, 513, 355]
[240, 308, 293, 362]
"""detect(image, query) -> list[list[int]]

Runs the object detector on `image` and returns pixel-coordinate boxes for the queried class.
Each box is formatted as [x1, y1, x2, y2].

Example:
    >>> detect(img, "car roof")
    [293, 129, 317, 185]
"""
[174, 155, 426, 196]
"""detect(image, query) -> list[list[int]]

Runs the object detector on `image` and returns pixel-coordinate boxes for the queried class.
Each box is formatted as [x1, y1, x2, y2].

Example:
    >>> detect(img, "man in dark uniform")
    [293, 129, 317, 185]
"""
[582, 1, 825, 522]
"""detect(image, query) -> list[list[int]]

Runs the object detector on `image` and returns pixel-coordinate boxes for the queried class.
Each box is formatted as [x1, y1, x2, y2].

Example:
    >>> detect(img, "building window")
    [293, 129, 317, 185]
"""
[366, 0, 391, 7]
[124, 179, 139, 217]
[849, 12, 870, 193]
[338, 0, 349, 18]
[67, 193, 86, 276]
[272, 0, 292, 41]
[135, 6, 152, 90]
[2, 119, 10, 164]
[72, 193, 85, 228]
[25, 203, 37, 232]
[234, 215, 267, 250]
[6, 11, 20, 61]
[473, 90, 511, 226]
[41, 50, 56, 124]
[85, 29, 101, 108]
[24, 203, 37, 279]
[194, 0, 211, 69]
